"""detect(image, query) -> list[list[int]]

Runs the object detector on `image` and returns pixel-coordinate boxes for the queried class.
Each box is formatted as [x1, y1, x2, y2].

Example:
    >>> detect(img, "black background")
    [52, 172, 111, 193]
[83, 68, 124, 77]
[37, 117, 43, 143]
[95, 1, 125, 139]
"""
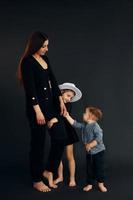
[0, 0, 133, 199]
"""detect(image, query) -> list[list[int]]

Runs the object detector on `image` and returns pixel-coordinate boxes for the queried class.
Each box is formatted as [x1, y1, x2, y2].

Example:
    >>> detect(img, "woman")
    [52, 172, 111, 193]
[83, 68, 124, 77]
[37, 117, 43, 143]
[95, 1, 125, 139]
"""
[17, 31, 68, 192]
[48, 83, 82, 187]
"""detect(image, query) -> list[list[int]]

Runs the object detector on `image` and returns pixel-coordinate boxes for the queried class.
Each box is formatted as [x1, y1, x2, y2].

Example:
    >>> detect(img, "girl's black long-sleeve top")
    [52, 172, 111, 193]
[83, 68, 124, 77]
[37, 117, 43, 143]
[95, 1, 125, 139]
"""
[21, 55, 61, 109]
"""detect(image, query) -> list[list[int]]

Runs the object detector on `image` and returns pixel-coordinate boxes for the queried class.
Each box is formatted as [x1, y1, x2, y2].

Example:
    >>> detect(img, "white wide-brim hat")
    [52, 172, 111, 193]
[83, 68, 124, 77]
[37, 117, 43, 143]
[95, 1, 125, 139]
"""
[59, 82, 82, 102]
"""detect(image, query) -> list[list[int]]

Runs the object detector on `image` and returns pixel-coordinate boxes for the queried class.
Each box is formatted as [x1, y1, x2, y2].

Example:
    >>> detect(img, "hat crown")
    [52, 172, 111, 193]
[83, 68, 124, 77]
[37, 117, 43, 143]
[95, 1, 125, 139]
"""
[62, 83, 76, 87]
[59, 82, 82, 102]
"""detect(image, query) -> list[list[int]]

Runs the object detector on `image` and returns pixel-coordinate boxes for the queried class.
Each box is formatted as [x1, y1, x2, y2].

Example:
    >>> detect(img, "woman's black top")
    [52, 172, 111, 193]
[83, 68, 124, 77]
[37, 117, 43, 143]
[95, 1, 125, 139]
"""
[21, 55, 61, 120]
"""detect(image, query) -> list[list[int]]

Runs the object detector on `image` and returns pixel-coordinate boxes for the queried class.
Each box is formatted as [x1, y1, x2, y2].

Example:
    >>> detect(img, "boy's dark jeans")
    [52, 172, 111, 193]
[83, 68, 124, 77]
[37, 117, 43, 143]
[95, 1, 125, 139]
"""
[86, 150, 105, 184]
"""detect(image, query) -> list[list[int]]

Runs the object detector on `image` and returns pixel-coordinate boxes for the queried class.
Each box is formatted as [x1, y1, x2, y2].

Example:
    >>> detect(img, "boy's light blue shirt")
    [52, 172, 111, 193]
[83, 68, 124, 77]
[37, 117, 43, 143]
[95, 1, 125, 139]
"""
[72, 120, 106, 155]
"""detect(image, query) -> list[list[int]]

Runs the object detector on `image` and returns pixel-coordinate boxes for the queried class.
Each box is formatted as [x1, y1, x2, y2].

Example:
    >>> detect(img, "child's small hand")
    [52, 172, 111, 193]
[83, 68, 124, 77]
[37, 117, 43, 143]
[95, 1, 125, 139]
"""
[63, 111, 69, 118]
[85, 144, 91, 152]
[47, 118, 58, 129]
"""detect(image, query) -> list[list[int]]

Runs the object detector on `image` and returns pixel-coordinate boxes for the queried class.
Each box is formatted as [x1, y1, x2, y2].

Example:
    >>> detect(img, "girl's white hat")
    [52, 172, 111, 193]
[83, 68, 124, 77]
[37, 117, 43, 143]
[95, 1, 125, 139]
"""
[59, 82, 82, 102]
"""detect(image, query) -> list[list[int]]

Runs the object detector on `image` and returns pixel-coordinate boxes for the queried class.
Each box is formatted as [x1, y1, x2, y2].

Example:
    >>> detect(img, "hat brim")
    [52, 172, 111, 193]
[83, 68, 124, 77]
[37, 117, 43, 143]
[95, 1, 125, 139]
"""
[59, 84, 82, 102]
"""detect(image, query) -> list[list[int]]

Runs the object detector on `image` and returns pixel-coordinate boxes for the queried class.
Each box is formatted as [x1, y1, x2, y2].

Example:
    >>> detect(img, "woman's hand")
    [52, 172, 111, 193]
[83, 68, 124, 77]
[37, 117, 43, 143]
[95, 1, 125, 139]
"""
[36, 111, 46, 125]
[33, 105, 46, 125]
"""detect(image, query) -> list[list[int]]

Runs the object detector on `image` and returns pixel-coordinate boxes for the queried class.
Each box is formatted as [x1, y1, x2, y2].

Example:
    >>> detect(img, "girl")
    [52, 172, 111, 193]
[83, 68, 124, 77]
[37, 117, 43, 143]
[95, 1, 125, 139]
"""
[48, 83, 82, 187]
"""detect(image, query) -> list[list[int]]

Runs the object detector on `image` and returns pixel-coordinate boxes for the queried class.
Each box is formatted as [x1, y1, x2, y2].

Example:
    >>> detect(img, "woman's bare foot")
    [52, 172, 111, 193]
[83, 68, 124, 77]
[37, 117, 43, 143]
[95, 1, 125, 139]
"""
[69, 179, 76, 187]
[54, 177, 63, 184]
[83, 184, 93, 192]
[43, 170, 58, 189]
[33, 181, 51, 192]
[98, 183, 107, 192]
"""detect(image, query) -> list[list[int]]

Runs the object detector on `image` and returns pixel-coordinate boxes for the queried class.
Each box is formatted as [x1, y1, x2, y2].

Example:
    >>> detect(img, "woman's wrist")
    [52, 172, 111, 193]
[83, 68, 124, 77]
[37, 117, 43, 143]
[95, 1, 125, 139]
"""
[33, 104, 43, 115]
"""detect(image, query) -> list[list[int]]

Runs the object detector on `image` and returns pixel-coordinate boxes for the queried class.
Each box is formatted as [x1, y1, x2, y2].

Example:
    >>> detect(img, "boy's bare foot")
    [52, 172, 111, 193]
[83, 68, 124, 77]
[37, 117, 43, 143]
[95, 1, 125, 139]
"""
[43, 170, 58, 189]
[33, 181, 51, 192]
[54, 177, 63, 184]
[69, 179, 76, 187]
[98, 183, 107, 192]
[83, 184, 93, 192]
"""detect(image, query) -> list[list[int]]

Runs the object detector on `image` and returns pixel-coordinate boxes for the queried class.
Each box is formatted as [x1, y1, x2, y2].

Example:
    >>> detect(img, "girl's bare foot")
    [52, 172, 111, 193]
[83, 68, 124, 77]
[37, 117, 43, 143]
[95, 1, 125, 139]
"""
[98, 183, 107, 192]
[83, 184, 93, 192]
[54, 177, 63, 184]
[43, 170, 58, 189]
[69, 179, 76, 187]
[33, 181, 51, 192]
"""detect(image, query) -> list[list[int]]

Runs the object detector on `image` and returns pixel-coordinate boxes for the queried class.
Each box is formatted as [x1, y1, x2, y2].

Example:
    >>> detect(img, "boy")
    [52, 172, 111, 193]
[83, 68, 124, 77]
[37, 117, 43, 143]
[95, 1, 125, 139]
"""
[64, 106, 107, 192]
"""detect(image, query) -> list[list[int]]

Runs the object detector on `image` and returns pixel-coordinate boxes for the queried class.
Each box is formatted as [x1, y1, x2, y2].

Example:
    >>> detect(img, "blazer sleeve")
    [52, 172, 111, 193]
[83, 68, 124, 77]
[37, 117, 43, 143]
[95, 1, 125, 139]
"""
[45, 56, 61, 97]
[21, 58, 39, 106]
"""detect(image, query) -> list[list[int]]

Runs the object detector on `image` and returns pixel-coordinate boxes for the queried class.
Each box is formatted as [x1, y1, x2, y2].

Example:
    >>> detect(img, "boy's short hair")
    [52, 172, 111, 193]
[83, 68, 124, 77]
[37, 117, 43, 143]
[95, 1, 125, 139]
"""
[86, 106, 103, 121]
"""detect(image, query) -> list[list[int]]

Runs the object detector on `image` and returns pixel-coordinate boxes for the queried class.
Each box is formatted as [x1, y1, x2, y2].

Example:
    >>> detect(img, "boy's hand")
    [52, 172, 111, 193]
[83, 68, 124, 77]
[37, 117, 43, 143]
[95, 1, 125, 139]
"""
[63, 112, 74, 125]
[47, 118, 58, 129]
[85, 144, 92, 152]
[63, 111, 69, 118]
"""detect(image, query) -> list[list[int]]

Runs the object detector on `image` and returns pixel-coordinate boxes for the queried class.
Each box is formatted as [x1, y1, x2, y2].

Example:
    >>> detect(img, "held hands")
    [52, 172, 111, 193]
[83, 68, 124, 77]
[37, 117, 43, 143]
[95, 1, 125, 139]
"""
[63, 111, 69, 118]
[47, 118, 58, 129]
[59, 97, 67, 116]
[63, 112, 74, 125]
[60, 102, 67, 116]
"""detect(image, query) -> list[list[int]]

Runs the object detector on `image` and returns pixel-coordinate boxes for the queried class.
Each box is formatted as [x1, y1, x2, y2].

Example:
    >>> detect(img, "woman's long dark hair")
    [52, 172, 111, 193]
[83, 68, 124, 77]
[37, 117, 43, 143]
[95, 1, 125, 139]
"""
[17, 31, 48, 83]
